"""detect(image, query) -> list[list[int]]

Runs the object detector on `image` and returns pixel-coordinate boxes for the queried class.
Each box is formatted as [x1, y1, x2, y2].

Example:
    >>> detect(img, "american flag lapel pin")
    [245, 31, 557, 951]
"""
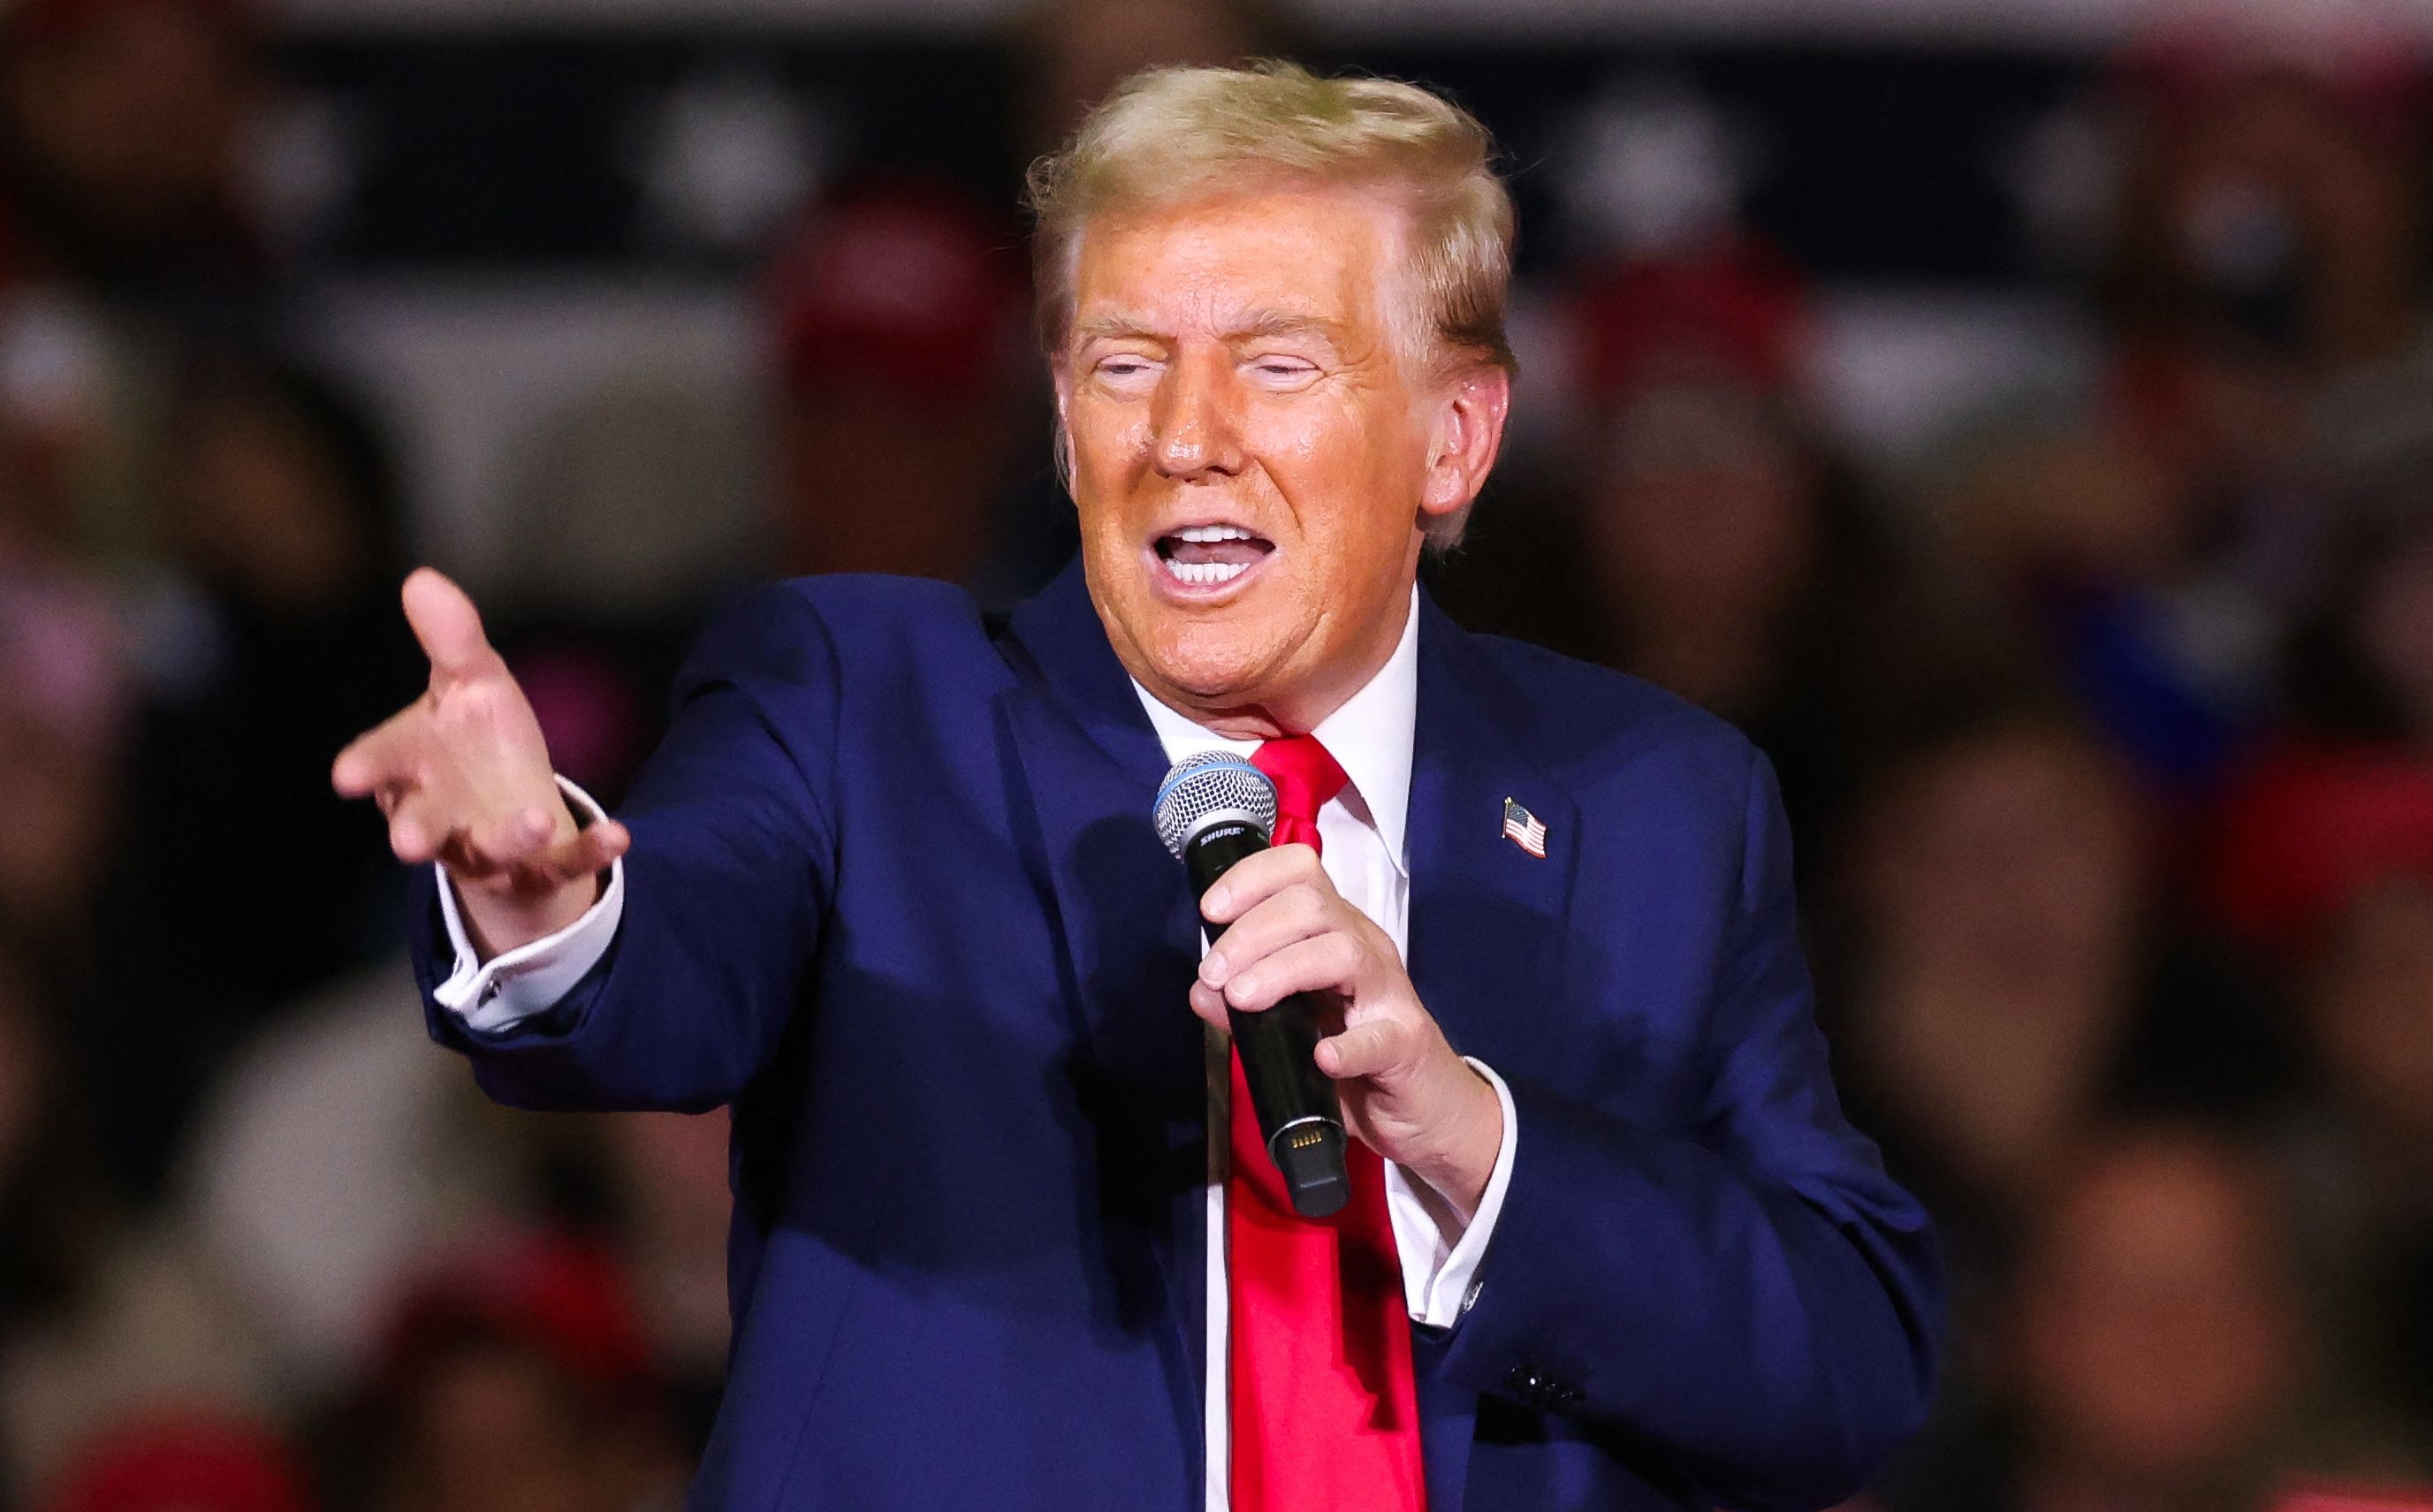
[1500, 797, 1549, 859]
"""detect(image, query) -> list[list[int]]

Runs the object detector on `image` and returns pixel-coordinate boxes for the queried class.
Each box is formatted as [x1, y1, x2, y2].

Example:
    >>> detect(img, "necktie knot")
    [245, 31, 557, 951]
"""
[1252, 736, 1348, 848]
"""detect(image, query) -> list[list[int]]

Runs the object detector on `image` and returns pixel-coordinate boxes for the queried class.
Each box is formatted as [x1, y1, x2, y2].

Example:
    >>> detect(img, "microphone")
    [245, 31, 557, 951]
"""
[1154, 751, 1350, 1219]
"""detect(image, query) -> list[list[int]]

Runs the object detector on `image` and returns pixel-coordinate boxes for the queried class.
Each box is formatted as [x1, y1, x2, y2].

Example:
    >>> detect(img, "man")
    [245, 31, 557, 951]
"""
[334, 63, 1939, 1512]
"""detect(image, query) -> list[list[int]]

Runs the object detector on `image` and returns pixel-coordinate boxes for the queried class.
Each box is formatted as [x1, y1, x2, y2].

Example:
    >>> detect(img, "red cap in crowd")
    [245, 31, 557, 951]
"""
[372, 1230, 658, 1404]
[1566, 236, 1812, 407]
[764, 179, 1025, 403]
[2206, 741, 2433, 954]
[36, 1413, 315, 1512]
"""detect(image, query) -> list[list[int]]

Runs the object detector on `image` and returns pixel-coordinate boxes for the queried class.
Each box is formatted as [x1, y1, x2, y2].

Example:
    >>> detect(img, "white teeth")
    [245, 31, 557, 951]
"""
[1174, 524, 1254, 543]
[1165, 558, 1251, 587]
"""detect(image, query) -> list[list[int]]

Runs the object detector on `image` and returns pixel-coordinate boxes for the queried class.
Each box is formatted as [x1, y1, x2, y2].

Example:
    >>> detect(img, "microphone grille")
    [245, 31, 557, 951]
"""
[1152, 750, 1277, 860]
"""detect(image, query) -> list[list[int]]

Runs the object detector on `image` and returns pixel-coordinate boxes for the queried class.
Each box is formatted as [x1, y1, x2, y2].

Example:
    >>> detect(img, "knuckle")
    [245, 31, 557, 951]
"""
[454, 679, 515, 726]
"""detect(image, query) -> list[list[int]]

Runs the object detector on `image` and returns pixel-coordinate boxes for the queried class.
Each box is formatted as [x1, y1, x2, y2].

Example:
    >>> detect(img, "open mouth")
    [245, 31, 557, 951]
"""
[1153, 523, 1275, 589]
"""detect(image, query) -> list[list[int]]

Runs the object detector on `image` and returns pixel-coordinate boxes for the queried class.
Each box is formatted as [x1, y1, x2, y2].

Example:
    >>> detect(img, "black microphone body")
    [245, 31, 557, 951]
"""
[1159, 758, 1351, 1219]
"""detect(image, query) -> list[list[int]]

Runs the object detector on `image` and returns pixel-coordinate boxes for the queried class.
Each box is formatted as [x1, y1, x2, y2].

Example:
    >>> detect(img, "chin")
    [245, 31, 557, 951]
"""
[1149, 641, 1264, 701]
[1144, 618, 1293, 703]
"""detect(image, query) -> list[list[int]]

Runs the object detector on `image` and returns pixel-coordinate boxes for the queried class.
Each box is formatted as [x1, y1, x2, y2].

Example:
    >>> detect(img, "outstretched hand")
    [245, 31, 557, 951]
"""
[332, 568, 627, 956]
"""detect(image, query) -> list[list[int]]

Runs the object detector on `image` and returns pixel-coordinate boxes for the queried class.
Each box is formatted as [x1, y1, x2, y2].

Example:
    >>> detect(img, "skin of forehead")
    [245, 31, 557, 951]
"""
[1061, 181, 1437, 376]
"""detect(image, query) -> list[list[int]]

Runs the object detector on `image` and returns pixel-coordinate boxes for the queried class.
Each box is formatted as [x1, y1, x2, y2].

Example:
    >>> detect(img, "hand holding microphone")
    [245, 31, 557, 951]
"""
[1154, 752, 1503, 1221]
[1157, 752, 1350, 1216]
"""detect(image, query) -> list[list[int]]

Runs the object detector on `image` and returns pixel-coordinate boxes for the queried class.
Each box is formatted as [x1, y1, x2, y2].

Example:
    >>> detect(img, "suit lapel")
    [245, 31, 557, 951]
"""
[1405, 592, 1582, 1085]
[1405, 593, 1583, 1512]
[996, 559, 1211, 1482]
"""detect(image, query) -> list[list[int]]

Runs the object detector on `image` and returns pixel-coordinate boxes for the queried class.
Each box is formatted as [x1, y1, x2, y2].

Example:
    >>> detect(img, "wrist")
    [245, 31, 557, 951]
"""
[1406, 1061, 1503, 1219]
[462, 873, 599, 957]
[457, 868, 600, 961]
[456, 795, 599, 958]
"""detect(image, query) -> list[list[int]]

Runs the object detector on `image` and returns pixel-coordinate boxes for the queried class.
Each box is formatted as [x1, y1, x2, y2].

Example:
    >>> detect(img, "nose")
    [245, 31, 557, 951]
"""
[1150, 347, 1243, 481]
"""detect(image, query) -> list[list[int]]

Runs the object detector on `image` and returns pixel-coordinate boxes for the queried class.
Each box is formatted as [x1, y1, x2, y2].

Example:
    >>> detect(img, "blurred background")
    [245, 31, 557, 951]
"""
[3, 0, 2433, 1508]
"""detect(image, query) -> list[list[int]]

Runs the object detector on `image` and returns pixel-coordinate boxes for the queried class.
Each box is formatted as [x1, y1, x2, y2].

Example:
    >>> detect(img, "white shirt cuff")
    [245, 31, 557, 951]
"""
[1386, 1056, 1517, 1328]
[430, 777, 626, 1034]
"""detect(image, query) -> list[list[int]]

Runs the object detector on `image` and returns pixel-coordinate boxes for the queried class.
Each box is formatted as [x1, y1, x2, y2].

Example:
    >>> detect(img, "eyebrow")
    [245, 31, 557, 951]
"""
[1068, 308, 1352, 351]
[1227, 310, 1350, 348]
[1068, 313, 1157, 346]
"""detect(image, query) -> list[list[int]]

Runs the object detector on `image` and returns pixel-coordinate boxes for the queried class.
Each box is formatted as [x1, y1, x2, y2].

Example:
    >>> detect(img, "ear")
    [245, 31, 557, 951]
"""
[1418, 365, 1511, 525]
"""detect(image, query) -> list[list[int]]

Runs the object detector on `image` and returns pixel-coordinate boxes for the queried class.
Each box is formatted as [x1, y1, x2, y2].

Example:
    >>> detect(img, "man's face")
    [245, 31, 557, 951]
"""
[1059, 186, 1471, 734]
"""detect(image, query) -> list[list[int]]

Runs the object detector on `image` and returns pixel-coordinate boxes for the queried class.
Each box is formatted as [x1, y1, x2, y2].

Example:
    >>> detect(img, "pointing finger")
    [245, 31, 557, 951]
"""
[400, 567, 502, 684]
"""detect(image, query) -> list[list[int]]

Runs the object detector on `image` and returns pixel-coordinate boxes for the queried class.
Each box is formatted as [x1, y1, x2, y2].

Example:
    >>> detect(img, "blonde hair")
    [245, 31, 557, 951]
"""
[1024, 64, 1515, 546]
[1026, 62, 1515, 372]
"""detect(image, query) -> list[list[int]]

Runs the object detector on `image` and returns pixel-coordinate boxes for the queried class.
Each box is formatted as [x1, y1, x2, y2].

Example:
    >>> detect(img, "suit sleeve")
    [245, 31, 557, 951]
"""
[1432, 751, 1943, 1511]
[409, 583, 842, 1114]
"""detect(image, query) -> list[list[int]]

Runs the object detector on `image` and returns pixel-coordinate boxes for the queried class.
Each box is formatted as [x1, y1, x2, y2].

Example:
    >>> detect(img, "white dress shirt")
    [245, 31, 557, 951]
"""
[1129, 589, 1517, 1512]
[430, 589, 1517, 1512]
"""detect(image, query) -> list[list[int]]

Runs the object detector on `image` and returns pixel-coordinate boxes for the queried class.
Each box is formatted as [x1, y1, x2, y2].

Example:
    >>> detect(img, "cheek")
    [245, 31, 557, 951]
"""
[1068, 412, 1154, 528]
[1256, 401, 1419, 550]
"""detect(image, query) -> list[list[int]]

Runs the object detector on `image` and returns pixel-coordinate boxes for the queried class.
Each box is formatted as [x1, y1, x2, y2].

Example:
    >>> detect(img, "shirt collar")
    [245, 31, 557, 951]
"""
[1129, 586, 1418, 874]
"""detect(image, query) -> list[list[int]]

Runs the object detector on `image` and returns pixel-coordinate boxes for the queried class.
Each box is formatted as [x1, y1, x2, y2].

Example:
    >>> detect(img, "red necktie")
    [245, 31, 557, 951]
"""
[1228, 735, 1426, 1511]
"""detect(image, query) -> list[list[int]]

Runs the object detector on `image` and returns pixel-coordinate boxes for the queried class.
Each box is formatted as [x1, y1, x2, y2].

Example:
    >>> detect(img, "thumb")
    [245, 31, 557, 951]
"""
[1316, 1018, 1410, 1082]
[535, 817, 630, 885]
[401, 567, 501, 683]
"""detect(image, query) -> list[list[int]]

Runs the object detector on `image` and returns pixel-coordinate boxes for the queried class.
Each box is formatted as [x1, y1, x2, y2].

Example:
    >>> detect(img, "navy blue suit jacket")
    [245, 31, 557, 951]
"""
[410, 560, 1941, 1511]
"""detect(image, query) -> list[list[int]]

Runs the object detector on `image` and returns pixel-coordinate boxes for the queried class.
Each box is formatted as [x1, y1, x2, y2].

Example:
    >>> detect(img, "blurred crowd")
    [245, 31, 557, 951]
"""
[2, 0, 2431, 1509]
